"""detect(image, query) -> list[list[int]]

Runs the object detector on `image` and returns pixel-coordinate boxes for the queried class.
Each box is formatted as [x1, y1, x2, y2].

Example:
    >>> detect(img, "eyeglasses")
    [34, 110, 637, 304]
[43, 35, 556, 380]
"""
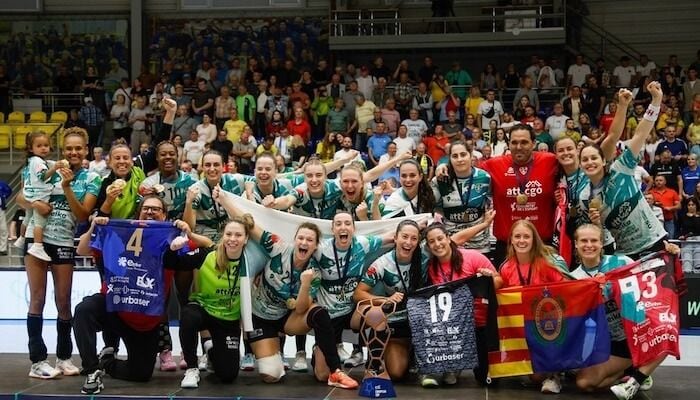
[142, 206, 164, 213]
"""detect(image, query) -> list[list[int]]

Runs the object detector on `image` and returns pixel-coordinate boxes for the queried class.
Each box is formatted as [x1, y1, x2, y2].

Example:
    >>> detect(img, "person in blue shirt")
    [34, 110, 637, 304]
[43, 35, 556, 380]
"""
[654, 124, 688, 162]
[680, 154, 700, 199]
[367, 122, 392, 167]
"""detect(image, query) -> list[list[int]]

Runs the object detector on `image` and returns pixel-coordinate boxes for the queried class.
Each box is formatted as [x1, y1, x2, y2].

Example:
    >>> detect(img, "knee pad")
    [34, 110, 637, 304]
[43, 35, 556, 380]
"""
[257, 355, 286, 383]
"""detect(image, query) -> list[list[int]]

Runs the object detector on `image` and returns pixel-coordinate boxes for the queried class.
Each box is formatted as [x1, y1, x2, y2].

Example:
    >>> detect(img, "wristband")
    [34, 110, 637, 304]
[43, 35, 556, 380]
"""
[643, 104, 660, 122]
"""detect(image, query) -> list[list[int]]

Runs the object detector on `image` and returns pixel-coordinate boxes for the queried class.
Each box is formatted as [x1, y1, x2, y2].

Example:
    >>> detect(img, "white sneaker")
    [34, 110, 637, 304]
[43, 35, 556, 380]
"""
[420, 374, 440, 388]
[56, 358, 80, 376]
[181, 368, 200, 389]
[343, 349, 364, 368]
[29, 360, 61, 379]
[442, 371, 458, 385]
[198, 353, 211, 372]
[541, 376, 562, 394]
[337, 344, 351, 362]
[240, 353, 255, 371]
[13, 237, 25, 249]
[611, 377, 640, 400]
[291, 351, 308, 372]
[28, 244, 52, 262]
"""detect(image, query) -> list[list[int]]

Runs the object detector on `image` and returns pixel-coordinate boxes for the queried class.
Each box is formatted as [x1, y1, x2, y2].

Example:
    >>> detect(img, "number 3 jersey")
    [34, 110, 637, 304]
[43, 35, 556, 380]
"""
[91, 220, 179, 328]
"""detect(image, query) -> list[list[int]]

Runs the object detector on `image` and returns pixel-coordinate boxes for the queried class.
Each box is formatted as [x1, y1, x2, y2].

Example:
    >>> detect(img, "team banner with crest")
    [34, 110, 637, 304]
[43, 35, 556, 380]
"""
[488, 279, 610, 378]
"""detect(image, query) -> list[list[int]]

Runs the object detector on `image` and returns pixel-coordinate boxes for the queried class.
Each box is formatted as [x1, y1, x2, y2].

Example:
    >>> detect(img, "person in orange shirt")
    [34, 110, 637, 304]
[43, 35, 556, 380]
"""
[649, 174, 681, 238]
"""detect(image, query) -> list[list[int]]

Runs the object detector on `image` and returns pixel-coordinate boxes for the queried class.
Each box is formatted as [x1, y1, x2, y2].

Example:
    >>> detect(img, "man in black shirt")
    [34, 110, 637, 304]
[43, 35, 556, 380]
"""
[211, 130, 233, 164]
[649, 149, 682, 192]
[190, 78, 214, 122]
[583, 75, 606, 126]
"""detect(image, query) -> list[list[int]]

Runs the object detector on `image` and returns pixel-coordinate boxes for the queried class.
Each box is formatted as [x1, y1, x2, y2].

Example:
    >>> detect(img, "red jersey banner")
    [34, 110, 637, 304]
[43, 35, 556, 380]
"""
[607, 252, 683, 367]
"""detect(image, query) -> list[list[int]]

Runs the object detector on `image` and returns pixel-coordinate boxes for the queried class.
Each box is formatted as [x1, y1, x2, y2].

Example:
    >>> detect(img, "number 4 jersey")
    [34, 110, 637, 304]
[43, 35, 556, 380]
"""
[91, 220, 180, 322]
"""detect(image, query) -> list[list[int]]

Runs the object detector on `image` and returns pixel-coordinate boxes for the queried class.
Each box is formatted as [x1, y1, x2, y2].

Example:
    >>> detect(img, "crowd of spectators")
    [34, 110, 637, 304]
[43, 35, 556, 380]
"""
[3, 18, 700, 241]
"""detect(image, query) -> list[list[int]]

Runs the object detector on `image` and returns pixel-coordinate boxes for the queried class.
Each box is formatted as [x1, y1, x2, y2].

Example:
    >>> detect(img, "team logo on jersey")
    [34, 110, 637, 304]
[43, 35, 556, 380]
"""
[136, 273, 155, 290]
[533, 288, 565, 342]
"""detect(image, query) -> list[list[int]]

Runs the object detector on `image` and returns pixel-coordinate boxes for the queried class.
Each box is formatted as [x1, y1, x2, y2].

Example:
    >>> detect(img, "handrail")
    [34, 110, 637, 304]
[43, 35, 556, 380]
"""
[566, 5, 641, 63]
[330, 13, 565, 25]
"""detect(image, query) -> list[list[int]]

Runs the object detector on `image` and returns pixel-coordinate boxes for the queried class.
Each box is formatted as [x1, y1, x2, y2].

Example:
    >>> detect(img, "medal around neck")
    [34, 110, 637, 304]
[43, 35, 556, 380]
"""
[516, 193, 528, 205]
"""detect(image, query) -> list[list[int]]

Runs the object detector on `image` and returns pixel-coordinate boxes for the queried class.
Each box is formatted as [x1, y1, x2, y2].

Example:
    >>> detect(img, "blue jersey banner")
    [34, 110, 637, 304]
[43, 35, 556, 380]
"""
[91, 220, 179, 316]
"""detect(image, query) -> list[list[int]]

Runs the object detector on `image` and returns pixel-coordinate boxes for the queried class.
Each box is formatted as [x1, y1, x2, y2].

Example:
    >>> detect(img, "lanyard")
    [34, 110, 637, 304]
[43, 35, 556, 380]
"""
[516, 262, 533, 286]
[205, 180, 223, 224]
[456, 175, 474, 207]
[401, 189, 418, 214]
[287, 252, 309, 297]
[333, 240, 353, 280]
[223, 257, 242, 307]
[513, 159, 534, 195]
[582, 259, 603, 278]
[567, 170, 581, 205]
[308, 191, 328, 219]
[393, 250, 410, 292]
[433, 257, 454, 283]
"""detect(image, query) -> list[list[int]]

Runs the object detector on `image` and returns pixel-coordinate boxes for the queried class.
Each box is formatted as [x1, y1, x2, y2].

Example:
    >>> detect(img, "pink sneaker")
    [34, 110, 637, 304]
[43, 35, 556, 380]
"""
[179, 353, 188, 370]
[159, 350, 177, 371]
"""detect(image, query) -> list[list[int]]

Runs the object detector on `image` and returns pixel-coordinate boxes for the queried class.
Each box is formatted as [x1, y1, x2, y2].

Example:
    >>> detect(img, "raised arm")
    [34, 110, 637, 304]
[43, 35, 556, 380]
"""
[364, 151, 412, 183]
[600, 89, 633, 161]
[77, 216, 109, 256]
[213, 185, 264, 242]
[627, 81, 663, 156]
[451, 209, 495, 246]
[183, 184, 199, 231]
[173, 219, 214, 249]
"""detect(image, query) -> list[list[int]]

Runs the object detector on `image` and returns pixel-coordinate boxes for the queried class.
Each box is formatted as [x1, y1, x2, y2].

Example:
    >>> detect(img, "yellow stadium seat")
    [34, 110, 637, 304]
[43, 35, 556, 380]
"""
[7, 111, 25, 123]
[0, 125, 10, 149]
[49, 111, 67, 124]
[29, 111, 47, 123]
[0, 112, 4, 123]
[14, 125, 33, 150]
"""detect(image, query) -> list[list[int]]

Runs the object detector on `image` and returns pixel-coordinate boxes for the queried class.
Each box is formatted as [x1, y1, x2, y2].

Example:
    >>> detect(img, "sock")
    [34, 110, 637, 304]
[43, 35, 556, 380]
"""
[631, 370, 648, 385]
[307, 307, 341, 371]
[56, 318, 73, 360]
[623, 366, 635, 377]
[27, 313, 47, 363]
[367, 329, 388, 372]
[158, 323, 172, 352]
[296, 335, 307, 353]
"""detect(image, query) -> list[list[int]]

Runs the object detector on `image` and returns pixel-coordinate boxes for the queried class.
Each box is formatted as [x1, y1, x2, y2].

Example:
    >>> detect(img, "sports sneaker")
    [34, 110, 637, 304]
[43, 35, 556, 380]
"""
[420, 374, 439, 388]
[81, 369, 104, 394]
[13, 237, 25, 249]
[541, 376, 562, 394]
[611, 377, 640, 400]
[337, 344, 351, 362]
[328, 369, 359, 389]
[179, 353, 188, 370]
[640, 375, 653, 391]
[28, 244, 51, 262]
[291, 351, 308, 372]
[442, 371, 458, 385]
[98, 347, 115, 370]
[180, 368, 200, 389]
[159, 350, 177, 371]
[240, 353, 255, 371]
[56, 358, 80, 376]
[281, 353, 289, 370]
[343, 349, 364, 368]
[29, 360, 61, 379]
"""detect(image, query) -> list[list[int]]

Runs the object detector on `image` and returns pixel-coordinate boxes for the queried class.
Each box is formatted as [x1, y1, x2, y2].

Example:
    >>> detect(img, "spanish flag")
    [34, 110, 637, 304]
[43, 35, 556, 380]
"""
[488, 279, 611, 378]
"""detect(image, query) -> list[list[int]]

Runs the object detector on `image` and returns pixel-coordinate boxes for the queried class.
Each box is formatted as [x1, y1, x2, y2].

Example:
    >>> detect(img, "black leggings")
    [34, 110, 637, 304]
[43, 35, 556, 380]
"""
[73, 293, 159, 382]
[179, 303, 240, 383]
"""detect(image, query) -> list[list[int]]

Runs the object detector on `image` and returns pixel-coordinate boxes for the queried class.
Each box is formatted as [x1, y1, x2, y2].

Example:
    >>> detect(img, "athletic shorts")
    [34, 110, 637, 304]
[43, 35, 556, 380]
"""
[25, 239, 75, 265]
[610, 339, 631, 358]
[247, 313, 291, 343]
[388, 320, 411, 339]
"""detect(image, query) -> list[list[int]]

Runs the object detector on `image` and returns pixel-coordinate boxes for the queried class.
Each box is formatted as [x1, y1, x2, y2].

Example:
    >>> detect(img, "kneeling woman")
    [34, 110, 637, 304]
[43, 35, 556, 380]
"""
[572, 224, 677, 400]
[214, 187, 358, 389]
[352, 220, 427, 382]
[179, 215, 254, 388]
[499, 219, 567, 394]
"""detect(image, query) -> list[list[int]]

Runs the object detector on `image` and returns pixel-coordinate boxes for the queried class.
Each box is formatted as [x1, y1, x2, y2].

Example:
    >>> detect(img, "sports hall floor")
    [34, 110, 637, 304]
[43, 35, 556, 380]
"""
[0, 355, 697, 399]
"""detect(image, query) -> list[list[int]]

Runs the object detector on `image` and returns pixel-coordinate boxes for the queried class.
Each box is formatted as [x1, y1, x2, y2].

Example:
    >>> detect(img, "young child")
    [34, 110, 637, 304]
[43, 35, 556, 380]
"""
[14, 132, 63, 261]
[582, 127, 604, 145]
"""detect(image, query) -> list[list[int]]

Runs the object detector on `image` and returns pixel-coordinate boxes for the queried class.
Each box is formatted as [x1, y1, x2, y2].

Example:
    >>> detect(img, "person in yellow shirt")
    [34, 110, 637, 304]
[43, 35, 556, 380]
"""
[255, 135, 278, 159]
[464, 86, 484, 120]
[222, 107, 248, 143]
[430, 75, 449, 105]
[315, 131, 336, 163]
